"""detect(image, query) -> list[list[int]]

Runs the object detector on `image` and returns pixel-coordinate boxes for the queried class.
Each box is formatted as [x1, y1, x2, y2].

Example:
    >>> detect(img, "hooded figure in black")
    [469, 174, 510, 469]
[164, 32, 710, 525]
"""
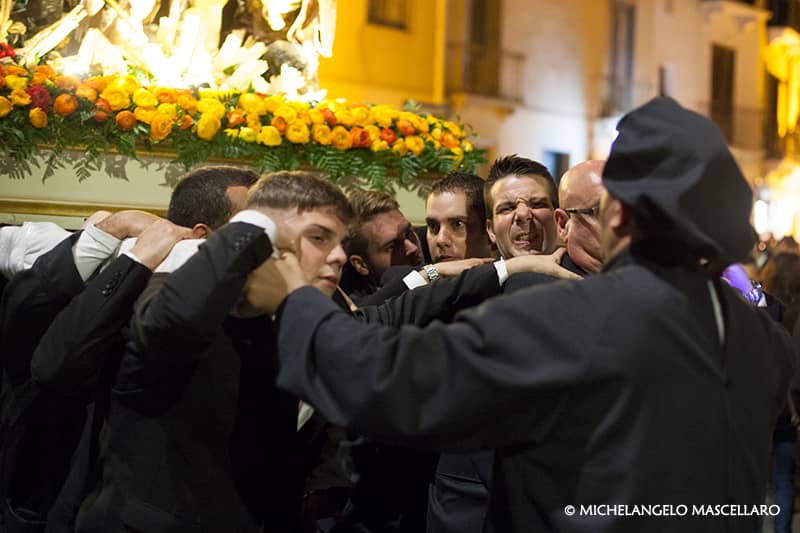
[270, 97, 798, 532]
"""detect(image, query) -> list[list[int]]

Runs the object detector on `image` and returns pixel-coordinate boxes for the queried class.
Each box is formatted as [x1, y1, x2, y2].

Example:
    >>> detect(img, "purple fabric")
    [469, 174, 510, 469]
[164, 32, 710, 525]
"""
[722, 264, 761, 304]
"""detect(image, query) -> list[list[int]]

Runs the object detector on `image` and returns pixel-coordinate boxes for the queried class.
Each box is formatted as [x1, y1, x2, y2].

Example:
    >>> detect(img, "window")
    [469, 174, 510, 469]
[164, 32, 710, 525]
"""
[608, 0, 635, 112]
[710, 44, 736, 142]
[368, 0, 407, 29]
[543, 151, 571, 184]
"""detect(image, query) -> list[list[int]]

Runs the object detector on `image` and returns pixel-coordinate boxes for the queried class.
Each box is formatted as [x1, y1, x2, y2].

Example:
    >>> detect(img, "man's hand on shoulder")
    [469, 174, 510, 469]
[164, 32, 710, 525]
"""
[129, 219, 194, 270]
[420, 257, 494, 283]
[96, 210, 161, 240]
[505, 248, 582, 280]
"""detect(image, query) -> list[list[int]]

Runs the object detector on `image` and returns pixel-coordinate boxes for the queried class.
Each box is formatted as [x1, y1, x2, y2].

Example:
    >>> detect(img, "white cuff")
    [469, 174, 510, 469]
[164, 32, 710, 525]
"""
[403, 270, 427, 289]
[73, 223, 123, 282]
[494, 258, 509, 285]
[122, 250, 143, 266]
[229, 210, 278, 247]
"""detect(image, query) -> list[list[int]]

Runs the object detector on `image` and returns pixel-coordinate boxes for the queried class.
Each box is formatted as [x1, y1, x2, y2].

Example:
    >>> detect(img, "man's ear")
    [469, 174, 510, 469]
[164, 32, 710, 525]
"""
[553, 209, 569, 242]
[192, 223, 212, 239]
[349, 254, 370, 277]
[485, 219, 497, 245]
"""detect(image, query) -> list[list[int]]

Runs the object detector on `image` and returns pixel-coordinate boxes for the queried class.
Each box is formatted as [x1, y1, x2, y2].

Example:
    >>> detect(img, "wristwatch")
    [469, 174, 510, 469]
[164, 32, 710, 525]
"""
[422, 264, 440, 282]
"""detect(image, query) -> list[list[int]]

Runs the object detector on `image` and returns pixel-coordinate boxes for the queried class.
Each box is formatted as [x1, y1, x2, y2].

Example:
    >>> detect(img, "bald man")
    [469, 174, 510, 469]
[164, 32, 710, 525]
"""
[552, 160, 606, 275]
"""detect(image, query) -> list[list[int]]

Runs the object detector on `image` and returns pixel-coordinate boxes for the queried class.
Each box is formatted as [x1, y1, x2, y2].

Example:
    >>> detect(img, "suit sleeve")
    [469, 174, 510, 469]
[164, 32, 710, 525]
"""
[130, 222, 273, 373]
[0, 233, 83, 387]
[355, 262, 501, 327]
[353, 266, 416, 306]
[30, 255, 152, 395]
[276, 282, 592, 452]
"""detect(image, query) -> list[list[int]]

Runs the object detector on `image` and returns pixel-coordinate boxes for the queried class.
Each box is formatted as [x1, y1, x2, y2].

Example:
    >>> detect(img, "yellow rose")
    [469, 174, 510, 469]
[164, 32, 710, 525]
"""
[257, 125, 282, 146]
[238, 127, 257, 143]
[100, 85, 131, 111]
[133, 88, 158, 108]
[149, 113, 174, 142]
[331, 126, 353, 150]
[157, 103, 178, 119]
[4, 75, 28, 91]
[430, 127, 442, 140]
[196, 114, 221, 141]
[246, 113, 262, 132]
[443, 120, 463, 138]
[29, 107, 47, 128]
[10, 89, 31, 107]
[197, 98, 226, 120]
[115, 75, 139, 95]
[311, 124, 332, 145]
[392, 139, 408, 157]
[450, 147, 464, 167]
[463, 141, 473, 152]
[273, 104, 298, 124]
[297, 110, 313, 126]
[309, 109, 325, 125]
[336, 109, 354, 127]
[351, 106, 369, 127]
[175, 95, 196, 114]
[404, 135, 425, 156]
[370, 140, 389, 152]
[368, 105, 396, 128]
[413, 116, 429, 133]
[238, 93, 266, 116]
[285, 122, 310, 144]
[364, 125, 380, 142]
[263, 96, 284, 113]
[134, 106, 157, 124]
[224, 128, 239, 139]
[0, 96, 12, 117]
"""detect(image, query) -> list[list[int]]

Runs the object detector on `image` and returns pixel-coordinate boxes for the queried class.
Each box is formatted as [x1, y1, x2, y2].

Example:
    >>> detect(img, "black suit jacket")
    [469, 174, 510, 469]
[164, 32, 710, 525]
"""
[27, 254, 153, 533]
[0, 233, 84, 531]
[276, 250, 796, 533]
[75, 221, 302, 533]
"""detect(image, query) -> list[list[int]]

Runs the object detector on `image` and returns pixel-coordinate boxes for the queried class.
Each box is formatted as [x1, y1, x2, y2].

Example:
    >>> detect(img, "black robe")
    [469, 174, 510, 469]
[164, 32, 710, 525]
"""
[276, 249, 796, 532]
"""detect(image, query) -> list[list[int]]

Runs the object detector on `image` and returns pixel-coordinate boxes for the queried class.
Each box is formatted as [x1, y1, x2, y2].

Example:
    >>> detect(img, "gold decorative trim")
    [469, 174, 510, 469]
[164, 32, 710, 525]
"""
[0, 199, 167, 218]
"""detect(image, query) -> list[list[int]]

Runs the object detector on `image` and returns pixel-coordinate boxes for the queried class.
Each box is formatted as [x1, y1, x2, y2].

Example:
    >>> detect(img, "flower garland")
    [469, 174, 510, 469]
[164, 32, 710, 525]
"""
[0, 63, 484, 187]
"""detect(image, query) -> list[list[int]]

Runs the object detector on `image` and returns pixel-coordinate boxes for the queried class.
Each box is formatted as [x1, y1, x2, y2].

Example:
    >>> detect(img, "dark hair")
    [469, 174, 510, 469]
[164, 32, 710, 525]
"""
[247, 170, 353, 224]
[484, 154, 558, 217]
[167, 165, 258, 229]
[346, 189, 400, 256]
[430, 171, 486, 222]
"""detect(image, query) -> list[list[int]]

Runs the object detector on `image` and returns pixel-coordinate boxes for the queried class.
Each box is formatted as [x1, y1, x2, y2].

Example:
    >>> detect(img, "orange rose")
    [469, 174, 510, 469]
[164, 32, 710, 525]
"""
[321, 108, 337, 126]
[350, 126, 371, 148]
[55, 76, 81, 91]
[29, 107, 47, 128]
[271, 115, 287, 133]
[331, 126, 352, 150]
[75, 85, 97, 102]
[380, 127, 397, 145]
[30, 71, 49, 86]
[176, 92, 198, 113]
[0, 96, 11, 118]
[34, 65, 56, 80]
[227, 109, 246, 127]
[440, 131, 460, 149]
[94, 99, 112, 123]
[3, 65, 28, 77]
[115, 110, 137, 131]
[178, 114, 194, 130]
[53, 93, 78, 116]
[154, 87, 177, 104]
[396, 118, 415, 137]
[196, 114, 221, 141]
[84, 76, 111, 92]
[149, 113, 173, 142]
